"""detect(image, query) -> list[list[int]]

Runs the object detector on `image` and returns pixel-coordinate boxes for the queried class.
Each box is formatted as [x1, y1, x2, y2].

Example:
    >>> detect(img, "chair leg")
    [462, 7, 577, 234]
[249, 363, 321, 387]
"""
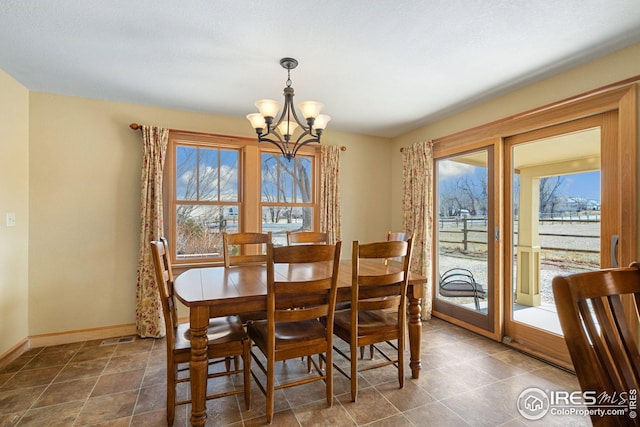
[359, 345, 374, 359]
[167, 363, 176, 426]
[350, 341, 358, 402]
[243, 341, 251, 411]
[266, 356, 275, 424]
[398, 337, 405, 389]
[326, 349, 333, 406]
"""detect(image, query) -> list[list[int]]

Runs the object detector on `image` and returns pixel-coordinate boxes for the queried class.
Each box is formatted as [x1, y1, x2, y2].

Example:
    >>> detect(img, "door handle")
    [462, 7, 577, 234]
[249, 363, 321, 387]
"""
[610, 234, 619, 268]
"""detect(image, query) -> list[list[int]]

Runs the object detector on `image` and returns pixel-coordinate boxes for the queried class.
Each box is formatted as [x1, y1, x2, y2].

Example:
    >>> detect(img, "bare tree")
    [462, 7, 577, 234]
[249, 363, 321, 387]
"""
[456, 175, 487, 216]
[438, 169, 488, 217]
[262, 154, 313, 230]
[539, 176, 565, 216]
[175, 147, 238, 256]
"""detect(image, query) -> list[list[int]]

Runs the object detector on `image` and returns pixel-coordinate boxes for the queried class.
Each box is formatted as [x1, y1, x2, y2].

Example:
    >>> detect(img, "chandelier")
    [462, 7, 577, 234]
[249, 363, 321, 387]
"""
[246, 58, 330, 161]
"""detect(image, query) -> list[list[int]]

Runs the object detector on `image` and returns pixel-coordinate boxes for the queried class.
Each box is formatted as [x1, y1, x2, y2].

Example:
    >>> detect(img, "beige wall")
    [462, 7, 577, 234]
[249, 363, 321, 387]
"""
[27, 93, 389, 337]
[0, 70, 29, 355]
[390, 42, 640, 240]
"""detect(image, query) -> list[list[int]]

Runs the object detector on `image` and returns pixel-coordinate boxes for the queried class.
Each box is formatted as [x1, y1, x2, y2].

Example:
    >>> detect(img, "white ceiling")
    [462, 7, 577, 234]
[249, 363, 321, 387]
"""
[2, 1, 640, 138]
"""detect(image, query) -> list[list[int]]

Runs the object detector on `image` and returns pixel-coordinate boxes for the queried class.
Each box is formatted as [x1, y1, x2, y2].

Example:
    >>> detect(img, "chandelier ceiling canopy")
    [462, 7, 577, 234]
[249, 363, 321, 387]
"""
[247, 58, 330, 161]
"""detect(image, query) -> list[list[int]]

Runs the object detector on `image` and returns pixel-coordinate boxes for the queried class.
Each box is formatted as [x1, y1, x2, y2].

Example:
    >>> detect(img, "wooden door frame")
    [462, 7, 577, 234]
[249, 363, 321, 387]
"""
[432, 83, 637, 348]
[504, 113, 614, 368]
[432, 143, 498, 333]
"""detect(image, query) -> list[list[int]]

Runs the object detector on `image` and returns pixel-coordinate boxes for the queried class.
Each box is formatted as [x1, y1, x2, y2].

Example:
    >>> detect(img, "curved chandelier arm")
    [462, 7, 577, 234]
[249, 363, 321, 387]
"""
[270, 86, 314, 134]
[291, 137, 320, 159]
[258, 136, 291, 159]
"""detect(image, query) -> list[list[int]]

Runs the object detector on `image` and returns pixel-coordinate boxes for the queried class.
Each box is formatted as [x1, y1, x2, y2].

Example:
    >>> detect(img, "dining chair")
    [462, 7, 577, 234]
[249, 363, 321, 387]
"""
[150, 238, 251, 426]
[333, 238, 413, 402]
[286, 231, 329, 245]
[357, 231, 412, 360]
[222, 231, 272, 267]
[246, 241, 342, 424]
[552, 262, 640, 427]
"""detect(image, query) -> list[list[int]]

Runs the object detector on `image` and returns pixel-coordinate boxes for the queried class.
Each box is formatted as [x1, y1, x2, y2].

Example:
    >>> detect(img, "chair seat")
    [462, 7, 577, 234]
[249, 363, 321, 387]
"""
[175, 316, 246, 351]
[439, 280, 486, 298]
[334, 309, 399, 335]
[248, 319, 327, 350]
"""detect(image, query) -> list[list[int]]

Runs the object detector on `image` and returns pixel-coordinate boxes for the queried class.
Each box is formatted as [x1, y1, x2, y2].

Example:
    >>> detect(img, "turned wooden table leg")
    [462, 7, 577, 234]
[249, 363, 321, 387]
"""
[189, 306, 209, 426]
[408, 291, 422, 379]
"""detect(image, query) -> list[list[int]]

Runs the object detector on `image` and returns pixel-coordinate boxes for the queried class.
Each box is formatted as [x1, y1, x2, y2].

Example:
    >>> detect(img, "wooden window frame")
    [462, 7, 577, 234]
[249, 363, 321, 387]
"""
[165, 131, 320, 270]
[259, 149, 320, 245]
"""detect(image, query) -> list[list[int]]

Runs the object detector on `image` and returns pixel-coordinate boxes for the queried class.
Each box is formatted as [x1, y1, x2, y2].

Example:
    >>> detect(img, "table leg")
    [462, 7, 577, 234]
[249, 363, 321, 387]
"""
[189, 306, 209, 426]
[408, 291, 422, 379]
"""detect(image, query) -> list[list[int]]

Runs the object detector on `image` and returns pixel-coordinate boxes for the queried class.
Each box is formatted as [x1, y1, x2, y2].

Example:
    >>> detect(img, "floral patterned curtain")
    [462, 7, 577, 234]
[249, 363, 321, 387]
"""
[135, 126, 169, 338]
[402, 141, 434, 318]
[319, 145, 342, 244]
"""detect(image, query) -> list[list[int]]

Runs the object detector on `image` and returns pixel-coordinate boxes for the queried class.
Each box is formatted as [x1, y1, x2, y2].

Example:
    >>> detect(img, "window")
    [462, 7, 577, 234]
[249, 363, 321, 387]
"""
[261, 153, 315, 246]
[166, 132, 318, 265]
[173, 142, 240, 261]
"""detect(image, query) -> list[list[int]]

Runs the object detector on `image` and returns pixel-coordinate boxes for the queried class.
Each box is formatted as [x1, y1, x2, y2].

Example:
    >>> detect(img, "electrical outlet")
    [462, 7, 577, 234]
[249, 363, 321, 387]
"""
[6, 213, 16, 227]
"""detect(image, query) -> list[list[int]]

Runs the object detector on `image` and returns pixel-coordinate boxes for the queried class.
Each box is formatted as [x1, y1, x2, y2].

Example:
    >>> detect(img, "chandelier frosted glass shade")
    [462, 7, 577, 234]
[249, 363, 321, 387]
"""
[247, 58, 330, 161]
[255, 99, 282, 118]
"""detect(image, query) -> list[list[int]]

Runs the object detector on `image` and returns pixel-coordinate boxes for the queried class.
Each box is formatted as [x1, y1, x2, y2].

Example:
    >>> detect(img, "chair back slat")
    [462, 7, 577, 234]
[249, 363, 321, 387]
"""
[358, 295, 401, 311]
[387, 231, 410, 242]
[385, 231, 411, 265]
[358, 240, 407, 259]
[276, 278, 334, 294]
[275, 304, 329, 323]
[287, 231, 329, 245]
[553, 262, 640, 426]
[223, 232, 272, 267]
[273, 244, 335, 263]
[359, 271, 406, 287]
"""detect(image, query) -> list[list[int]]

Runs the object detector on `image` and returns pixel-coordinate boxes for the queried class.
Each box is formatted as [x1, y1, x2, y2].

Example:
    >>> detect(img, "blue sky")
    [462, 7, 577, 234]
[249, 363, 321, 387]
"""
[562, 171, 600, 200]
[439, 159, 601, 201]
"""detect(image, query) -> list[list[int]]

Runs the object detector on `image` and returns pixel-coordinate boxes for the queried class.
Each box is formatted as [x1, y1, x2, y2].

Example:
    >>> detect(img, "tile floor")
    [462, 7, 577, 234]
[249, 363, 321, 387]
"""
[0, 318, 591, 426]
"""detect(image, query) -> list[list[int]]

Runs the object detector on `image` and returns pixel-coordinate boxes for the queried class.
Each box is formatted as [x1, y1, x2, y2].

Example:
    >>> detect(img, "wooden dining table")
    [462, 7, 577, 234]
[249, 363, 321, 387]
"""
[174, 259, 427, 427]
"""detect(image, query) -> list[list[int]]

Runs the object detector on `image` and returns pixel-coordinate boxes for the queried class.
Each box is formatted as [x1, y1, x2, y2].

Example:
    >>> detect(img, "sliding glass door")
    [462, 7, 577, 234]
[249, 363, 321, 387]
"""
[430, 86, 636, 367]
[433, 146, 495, 332]
[503, 114, 621, 367]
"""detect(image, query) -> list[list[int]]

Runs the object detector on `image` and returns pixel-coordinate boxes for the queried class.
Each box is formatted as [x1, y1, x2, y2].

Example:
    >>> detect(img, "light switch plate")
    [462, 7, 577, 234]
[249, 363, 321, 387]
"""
[6, 213, 16, 227]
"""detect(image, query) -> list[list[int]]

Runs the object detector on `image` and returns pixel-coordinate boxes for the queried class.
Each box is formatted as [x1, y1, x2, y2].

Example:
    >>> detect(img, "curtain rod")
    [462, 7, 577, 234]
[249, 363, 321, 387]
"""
[129, 123, 346, 151]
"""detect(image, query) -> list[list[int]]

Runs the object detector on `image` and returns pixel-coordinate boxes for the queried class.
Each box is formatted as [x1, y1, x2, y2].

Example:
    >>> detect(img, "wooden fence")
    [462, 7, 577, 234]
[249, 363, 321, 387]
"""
[438, 217, 600, 255]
